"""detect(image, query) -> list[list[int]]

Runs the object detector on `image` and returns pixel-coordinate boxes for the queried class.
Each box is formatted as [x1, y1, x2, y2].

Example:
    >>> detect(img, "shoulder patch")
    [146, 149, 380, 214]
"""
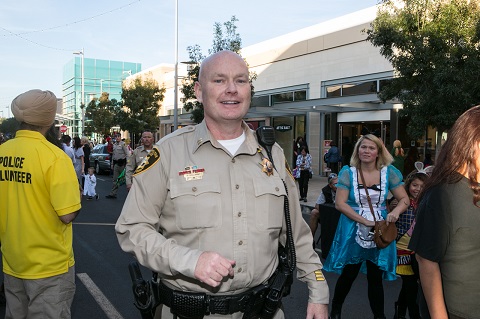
[134, 148, 160, 175]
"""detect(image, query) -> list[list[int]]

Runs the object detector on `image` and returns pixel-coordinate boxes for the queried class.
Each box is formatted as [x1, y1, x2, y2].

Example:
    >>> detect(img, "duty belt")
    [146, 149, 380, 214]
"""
[157, 280, 269, 318]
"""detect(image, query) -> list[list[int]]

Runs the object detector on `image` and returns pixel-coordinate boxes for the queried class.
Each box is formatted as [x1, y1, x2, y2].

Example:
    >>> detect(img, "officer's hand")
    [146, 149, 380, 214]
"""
[194, 252, 236, 287]
[306, 303, 328, 319]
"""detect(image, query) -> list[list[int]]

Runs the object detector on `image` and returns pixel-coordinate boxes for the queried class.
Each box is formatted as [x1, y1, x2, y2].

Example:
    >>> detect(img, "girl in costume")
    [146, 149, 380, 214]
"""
[390, 162, 433, 319]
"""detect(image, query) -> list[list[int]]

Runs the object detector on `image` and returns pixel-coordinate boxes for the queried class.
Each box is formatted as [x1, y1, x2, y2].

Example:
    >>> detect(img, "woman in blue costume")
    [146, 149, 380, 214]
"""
[324, 134, 409, 319]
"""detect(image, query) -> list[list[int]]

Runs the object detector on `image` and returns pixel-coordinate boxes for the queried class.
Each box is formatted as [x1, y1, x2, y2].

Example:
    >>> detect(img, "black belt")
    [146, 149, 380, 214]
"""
[157, 280, 268, 318]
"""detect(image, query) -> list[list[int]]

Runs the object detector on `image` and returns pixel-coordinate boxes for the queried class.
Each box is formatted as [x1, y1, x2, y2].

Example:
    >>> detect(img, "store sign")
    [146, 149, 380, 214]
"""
[274, 124, 292, 132]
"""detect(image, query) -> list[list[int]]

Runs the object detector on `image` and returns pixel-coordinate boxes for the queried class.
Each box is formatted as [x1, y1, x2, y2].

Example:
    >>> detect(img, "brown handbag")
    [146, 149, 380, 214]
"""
[358, 167, 397, 249]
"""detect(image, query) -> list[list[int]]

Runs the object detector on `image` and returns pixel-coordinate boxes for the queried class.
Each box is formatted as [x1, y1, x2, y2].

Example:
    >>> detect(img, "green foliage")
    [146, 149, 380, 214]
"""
[117, 76, 165, 142]
[0, 117, 19, 136]
[84, 92, 117, 137]
[181, 16, 256, 124]
[366, 0, 480, 138]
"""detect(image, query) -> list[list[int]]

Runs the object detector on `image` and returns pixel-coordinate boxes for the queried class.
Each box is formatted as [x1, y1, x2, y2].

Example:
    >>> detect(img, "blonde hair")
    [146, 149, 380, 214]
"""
[393, 140, 404, 156]
[350, 134, 393, 170]
[81, 136, 90, 144]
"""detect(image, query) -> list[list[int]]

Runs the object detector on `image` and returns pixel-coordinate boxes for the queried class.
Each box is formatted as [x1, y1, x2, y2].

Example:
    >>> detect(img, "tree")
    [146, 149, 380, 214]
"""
[181, 16, 257, 123]
[116, 75, 165, 143]
[365, 0, 480, 146]
[84, 92, 117, 137]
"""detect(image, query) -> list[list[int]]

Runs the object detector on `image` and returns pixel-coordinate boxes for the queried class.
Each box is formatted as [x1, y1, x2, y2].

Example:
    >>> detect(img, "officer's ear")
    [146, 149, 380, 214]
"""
[194, 81, 203, 103]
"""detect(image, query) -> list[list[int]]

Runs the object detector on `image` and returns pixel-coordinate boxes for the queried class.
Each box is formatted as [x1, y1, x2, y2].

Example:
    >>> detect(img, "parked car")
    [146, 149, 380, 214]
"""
[89, 143, 111, 175]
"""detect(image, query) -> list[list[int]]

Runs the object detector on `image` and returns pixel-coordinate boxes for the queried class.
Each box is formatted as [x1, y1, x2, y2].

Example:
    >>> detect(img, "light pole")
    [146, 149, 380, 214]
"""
[173, 0, 179, 131]
[100, 79, 105, 95]
[73, 48, 85, 136]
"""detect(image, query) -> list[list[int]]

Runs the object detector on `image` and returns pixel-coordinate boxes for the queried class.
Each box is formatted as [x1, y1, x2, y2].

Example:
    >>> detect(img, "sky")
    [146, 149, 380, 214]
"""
[0, 0, 379, 117]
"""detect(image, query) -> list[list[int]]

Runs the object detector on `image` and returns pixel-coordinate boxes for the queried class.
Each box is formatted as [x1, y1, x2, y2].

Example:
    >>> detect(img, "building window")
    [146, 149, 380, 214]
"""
[251, 95, 270, 107]
[326, 81, 378, 97]
[272, 92, 294, 104]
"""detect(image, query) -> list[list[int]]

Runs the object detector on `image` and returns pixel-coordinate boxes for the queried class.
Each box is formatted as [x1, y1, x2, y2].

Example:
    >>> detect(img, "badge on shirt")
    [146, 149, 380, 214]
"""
[259, 158, 274, 176]
[134, 148, 160, 175]
[179, 165, 205, 181]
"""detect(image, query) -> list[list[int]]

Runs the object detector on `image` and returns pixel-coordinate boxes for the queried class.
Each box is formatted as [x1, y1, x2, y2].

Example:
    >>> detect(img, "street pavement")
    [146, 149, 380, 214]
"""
[0, 172, 402, 318]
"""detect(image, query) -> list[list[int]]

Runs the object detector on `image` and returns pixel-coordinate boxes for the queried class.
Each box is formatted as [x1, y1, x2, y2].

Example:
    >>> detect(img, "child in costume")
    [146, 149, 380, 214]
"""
[390, 162, 433, 319]
[83, 167, 99, 200]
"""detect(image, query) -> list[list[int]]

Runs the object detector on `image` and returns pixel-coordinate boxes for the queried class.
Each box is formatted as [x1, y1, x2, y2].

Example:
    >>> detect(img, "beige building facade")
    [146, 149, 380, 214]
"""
[132, 5, 410, 174]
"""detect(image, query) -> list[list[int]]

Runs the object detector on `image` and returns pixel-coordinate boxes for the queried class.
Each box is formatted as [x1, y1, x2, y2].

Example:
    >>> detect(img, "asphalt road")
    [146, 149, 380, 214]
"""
[0, 174, 402, 319]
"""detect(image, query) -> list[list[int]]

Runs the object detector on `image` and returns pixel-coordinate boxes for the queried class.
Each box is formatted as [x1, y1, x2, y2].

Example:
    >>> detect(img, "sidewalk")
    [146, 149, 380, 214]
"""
[296, 173, 329, 212]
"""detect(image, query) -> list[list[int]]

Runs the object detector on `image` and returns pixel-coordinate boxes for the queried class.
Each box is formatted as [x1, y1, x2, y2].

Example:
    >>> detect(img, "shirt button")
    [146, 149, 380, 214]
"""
[275, 187, 279, 191]
[238, 240, 243, 245]
[192, 187, 197, 192]
[237, 268, 243, 273]
[231, 158, 236, 163]
[235, 184, 240, 189]
[237, 212, 242, 217]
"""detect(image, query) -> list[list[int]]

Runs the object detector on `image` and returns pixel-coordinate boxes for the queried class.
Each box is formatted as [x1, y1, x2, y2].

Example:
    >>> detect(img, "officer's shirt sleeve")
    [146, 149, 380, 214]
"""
[283, 159, 329, 304]
[115, 149, 203, 278]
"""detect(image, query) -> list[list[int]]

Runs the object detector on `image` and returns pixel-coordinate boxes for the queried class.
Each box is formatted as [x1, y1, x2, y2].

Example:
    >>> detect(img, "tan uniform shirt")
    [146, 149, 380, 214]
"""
[115, 121, 329, 304]
[125, 145, 154, 187]
[112, 141, 129, 161]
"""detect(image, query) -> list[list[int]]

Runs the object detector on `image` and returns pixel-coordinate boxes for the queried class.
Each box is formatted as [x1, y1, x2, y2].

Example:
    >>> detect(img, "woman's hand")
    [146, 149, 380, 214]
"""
[386, 211, 399, 224]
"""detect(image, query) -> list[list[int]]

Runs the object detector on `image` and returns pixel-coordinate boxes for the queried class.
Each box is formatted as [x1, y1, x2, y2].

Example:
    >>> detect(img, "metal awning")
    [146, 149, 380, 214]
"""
[159, 94, 401, 123]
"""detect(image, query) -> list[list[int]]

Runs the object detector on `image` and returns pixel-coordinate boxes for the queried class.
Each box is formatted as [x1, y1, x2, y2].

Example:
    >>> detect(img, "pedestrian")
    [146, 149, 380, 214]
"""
[391, 140, 405, 174]
[83, 167, 99, 200]
[390, 163, 432, 319]
[324, 141, 341, 174]
[125, 130, 155, 192]
[323, 134, 409, 319]
[115, 50, 329, 319]
[81, 136, 91, 172]
[296, 146, 313, 202]
[61, 134, 76, 165]
[105, 133, 129, 199]
[293, 136, 308, 167]
[73, 136, 84, 193]
[0, 89, 81, 318]
[308, 173, 338, 239]
[409, 105, 480, 319]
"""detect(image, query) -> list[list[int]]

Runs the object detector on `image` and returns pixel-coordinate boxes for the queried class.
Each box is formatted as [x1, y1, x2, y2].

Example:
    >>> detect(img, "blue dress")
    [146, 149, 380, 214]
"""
[323, 165, 404, 280]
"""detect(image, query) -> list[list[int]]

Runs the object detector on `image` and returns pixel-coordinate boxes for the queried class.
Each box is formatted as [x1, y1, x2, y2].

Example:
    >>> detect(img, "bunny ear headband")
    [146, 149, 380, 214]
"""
[414, 161, 434, 175]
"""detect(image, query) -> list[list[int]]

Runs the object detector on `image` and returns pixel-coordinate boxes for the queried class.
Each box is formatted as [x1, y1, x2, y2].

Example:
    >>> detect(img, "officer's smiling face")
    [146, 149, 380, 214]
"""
[194, 51, 251, 126]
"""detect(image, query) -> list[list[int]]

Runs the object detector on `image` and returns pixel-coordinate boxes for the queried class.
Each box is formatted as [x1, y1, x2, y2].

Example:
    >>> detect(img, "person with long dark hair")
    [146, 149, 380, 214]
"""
[409, 105, 480, 319]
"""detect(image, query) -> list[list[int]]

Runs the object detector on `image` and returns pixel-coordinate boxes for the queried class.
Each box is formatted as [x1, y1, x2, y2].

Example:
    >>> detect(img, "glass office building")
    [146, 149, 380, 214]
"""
[62, 57, 141, 137]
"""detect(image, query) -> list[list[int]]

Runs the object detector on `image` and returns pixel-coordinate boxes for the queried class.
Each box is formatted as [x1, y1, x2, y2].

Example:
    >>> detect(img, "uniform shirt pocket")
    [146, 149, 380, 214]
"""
[170, 174, 222, 229]
[252, 176, 287, 231]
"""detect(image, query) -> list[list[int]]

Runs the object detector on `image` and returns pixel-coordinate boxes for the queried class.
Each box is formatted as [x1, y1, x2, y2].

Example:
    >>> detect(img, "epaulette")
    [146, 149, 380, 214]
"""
[134, 147, 160, 175]
[158, 125, 196, 145]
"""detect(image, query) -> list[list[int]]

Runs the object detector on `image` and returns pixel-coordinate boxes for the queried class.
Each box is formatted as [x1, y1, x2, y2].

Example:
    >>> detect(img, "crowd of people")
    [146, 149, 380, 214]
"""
[1, 51, 479, 319]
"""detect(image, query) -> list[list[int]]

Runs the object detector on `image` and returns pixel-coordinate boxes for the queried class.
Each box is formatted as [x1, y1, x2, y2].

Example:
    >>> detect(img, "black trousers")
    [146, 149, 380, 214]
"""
[331, 261, 385, 317]
[298, 170, 310, 198]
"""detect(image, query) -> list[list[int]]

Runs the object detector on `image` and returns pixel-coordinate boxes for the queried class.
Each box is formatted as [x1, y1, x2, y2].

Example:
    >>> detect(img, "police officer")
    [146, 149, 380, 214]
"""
[125, 130, 155, 191]
[106, 133, 129, 199]
[115, 51, 329, 318]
